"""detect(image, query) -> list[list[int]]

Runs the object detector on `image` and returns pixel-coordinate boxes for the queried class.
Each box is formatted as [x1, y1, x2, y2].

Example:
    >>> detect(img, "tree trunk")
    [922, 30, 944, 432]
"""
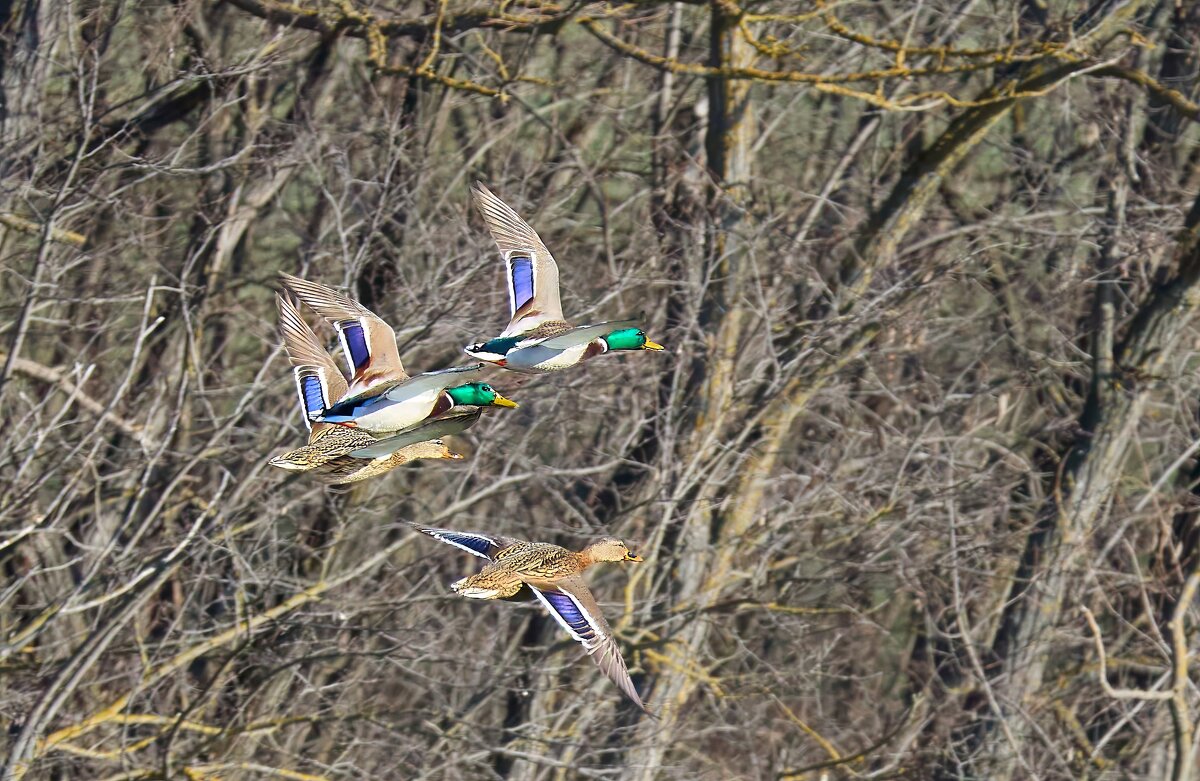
[942, 186, 1200, 779]
[631, 3, 757, 774]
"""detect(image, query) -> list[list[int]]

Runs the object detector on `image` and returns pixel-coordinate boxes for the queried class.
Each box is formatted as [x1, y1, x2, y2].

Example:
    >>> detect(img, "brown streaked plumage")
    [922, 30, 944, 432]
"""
[406, 523, 650, 713]
[270, 424, 463, 484]
[270, 422, 376, 470]
[518, 319, 576, 340]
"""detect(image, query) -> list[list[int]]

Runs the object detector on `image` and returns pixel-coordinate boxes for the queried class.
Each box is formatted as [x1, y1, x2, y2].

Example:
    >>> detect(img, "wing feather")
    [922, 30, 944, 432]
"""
[530, 577, 648, 713]
[277, 294, 350, 430]
[404, 522, 512, 560]
[279, 273, 407, 387]
[347, 409, 482, 458]
[471, 183, 565, 333]
[536, 319, 641, 350]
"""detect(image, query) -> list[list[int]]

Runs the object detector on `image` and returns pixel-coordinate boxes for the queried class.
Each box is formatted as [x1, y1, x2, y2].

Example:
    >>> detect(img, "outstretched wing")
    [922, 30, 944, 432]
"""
[322, 364, 485, 421]
[277, 294, 349, 430]
[315, 440, 461, 486]
[404, 522, 513, 560]
[471, 183, 565, 336]
[529, 576, 648, 713]
[280, 273, 407, 394]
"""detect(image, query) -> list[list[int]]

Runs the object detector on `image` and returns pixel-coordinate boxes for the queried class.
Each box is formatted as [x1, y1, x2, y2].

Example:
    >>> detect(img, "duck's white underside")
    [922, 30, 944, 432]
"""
[502, 342, 592, 373]
[451, 576, 499, 599]
[458, 587, 499, 599]
[344, 388, 442, 435]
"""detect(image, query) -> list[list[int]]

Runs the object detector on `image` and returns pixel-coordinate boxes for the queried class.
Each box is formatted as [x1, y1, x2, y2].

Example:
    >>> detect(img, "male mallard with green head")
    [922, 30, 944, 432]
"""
[272, 293, 471, 483]
[279, 274, 518, 437]
[271, 285, 512, 482]
[463, 184, 664, 373]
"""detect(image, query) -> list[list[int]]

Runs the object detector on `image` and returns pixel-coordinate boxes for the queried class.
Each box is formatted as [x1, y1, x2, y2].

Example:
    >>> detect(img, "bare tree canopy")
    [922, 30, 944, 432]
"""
[3, 0, 1200, 779]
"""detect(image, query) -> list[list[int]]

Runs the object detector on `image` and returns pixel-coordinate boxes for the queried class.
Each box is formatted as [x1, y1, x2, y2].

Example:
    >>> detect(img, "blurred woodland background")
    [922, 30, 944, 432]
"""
[3, 0, 1200, 779]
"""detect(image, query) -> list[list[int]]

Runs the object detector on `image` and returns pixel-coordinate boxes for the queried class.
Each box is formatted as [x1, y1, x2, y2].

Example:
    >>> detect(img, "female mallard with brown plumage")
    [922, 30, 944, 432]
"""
[406, 523, 650, 713]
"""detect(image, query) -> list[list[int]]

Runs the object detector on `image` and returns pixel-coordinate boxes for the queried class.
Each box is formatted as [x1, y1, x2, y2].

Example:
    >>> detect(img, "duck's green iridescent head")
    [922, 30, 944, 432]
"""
[446, 382, 519, 409]
[602, 328, 664, 352]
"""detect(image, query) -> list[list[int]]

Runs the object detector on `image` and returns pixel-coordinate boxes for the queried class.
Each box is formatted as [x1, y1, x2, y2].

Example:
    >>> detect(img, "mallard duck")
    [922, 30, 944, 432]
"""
[271, 412, 477, 485]
[272, 293, 466, 483]
[463, 184, 664, 373]
[279, 274, 518, 436]
[407, 523, 650, 713]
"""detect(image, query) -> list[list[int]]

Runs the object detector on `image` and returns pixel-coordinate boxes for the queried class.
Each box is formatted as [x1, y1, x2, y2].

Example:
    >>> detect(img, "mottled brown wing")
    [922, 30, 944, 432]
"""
[530, 575, 648, 713]
[493, 543, 577, 579]
[270, 423, 377, 470]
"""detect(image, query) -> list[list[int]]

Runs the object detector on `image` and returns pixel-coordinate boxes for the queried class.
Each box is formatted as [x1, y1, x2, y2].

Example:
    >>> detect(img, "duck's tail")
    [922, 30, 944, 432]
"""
[451, 576, 501, 599]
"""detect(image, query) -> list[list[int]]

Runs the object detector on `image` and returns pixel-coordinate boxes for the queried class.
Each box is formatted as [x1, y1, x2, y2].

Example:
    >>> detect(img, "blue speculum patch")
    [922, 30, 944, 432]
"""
[510, 256, 534, 311]
[324, 389, 388, 419]
[440, 532, 495, 556]
[342, 322, 371, 371]
[302, 375, 326, 419]
[544, 591, 594, 639]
